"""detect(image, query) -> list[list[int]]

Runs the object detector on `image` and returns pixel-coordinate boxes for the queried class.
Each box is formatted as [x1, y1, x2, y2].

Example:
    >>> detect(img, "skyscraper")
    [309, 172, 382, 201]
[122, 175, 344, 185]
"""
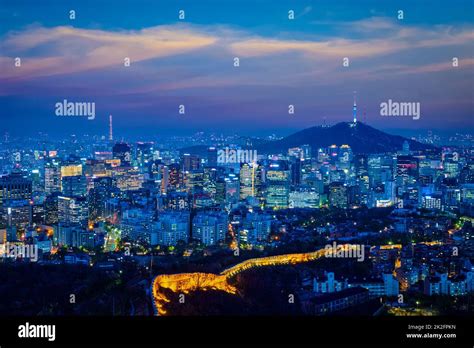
[112, 142, 132, 167]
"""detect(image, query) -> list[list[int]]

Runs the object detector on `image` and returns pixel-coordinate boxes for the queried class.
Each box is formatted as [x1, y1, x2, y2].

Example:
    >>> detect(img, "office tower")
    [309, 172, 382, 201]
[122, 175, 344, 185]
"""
[240, 163, 255, 199]
[168, 163, 181, 190]
[58, 196, 88, 227]
[136, 142, 154, 168]
[225, 174, 240, 205]
[2, 200, 32, 230]
[207, 147, 218, 168]
[182, 153, 200, 172]
[166, 191, 189, 210]
[184, 169, 204, 195]
[30, 169, 42, 192]
[289, 187, 319, 208]
[112, 167, 143, 191]
[329, 182, 348, 209]
[396, 155, 419, 190]
[265, 161, 290, 209]
[290, 156, 302, 186]
[112, 142, 132, 167]
[0, 172, 32, 207]
[301, 144, 312, 161]
[60, 163, 82, 178]
[44, 192, 60, 225]
[61, 175, 87, 197]
[88, 177, 118, 221]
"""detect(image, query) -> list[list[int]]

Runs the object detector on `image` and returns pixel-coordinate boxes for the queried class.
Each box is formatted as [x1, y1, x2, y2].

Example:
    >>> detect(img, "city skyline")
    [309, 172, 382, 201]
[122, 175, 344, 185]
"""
[0, 2, 473, 345]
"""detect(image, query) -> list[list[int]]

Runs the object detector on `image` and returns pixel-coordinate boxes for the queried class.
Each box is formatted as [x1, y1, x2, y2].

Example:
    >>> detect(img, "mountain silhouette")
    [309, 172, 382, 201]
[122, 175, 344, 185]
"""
[255, 122, 436, 154]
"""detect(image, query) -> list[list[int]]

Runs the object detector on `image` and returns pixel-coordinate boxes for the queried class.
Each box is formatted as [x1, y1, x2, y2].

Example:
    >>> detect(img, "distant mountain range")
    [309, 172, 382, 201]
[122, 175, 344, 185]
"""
[181, 122, 437, 156]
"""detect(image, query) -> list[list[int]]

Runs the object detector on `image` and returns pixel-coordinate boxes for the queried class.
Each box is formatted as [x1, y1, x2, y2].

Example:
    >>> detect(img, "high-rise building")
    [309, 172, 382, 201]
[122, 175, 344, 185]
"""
[0, 172, 32, 207]
[136, 142, 154, 168]
[88, 177, 118, 221]
[60, 164, 82, 178]
[58, 196, 88, 227]
[265, 161, 290, 209]
[240, 163, 255, 199]
[182, 153, 200, 172]
[168, 163, 181, 189]
[207, 147, 218, 168]
[61, 175, 87, 197]
[112, 142, 132, 167]
[329, 182, 348, 209]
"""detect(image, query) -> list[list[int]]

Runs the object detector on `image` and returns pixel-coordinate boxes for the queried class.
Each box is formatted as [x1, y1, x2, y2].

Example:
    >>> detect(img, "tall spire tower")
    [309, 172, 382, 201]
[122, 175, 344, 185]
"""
[352, 91, 357, 124]
[109, 114, 113, 141]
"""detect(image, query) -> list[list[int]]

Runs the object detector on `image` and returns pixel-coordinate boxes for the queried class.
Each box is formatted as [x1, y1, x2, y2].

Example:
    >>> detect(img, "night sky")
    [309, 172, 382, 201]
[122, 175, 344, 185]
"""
[0, 0, 473, 137]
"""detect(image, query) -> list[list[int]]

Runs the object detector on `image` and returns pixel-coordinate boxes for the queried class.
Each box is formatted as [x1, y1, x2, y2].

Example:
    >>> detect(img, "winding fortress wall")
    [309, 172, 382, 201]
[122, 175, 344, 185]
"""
[152, 247, 339, 315]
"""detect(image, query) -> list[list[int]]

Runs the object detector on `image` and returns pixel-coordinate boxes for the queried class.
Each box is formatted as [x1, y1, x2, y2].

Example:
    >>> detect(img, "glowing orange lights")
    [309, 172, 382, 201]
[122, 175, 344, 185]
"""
[152, 248, 329, 315]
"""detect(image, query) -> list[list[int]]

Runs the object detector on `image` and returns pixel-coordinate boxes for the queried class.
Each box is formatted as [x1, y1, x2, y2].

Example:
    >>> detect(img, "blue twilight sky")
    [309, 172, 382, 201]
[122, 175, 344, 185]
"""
[0, 0, 473, 137]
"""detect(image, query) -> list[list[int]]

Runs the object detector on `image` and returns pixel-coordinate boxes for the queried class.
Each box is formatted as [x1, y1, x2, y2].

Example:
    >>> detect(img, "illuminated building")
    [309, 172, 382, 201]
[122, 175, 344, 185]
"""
[166, 191, 190, 210]
[313, 272, 348, 293]
[396, 155, 419, 189]
[113, 167, 143, 191]
[2, 200, 32, 229]
[421, 194, 442, 210]
[182, 153, 200, 172]
[301, 144, 312, 160]
[184, 170, 204, 195]
[224, 174, 240, 206]
[61, 175, 87, 197]
[120, 208, 154, 242]
[241, 212, 273, 244]
[443, 153, 460, 178]
[60, 164, 82, 178]
[57, 224, 93, 248]
[193, 193, 214, 209]
[58, 196, 88, 227]
[44, 192, 60, 225]
[0, 172, 32, 207]
[45, 161, 61, 195]
[239, 163, 255, 199]
[265, 161, 290, 209]
[289, 188, 319, 208]
[136, 142, 154, 169]
[88, 177, 119, 221]
[192, 212, 228, 245]
[112, 142, 131, 167]
[168, 163, 181, 189]
[329, 182, 348, 209]
[152, 211, 190, 246]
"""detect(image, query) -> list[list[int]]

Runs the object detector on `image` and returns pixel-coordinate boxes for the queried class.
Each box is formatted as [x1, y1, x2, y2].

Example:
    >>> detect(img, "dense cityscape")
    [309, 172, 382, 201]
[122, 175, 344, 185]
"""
[1, 108, 473, 316]
[1, 7, 473, 343]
